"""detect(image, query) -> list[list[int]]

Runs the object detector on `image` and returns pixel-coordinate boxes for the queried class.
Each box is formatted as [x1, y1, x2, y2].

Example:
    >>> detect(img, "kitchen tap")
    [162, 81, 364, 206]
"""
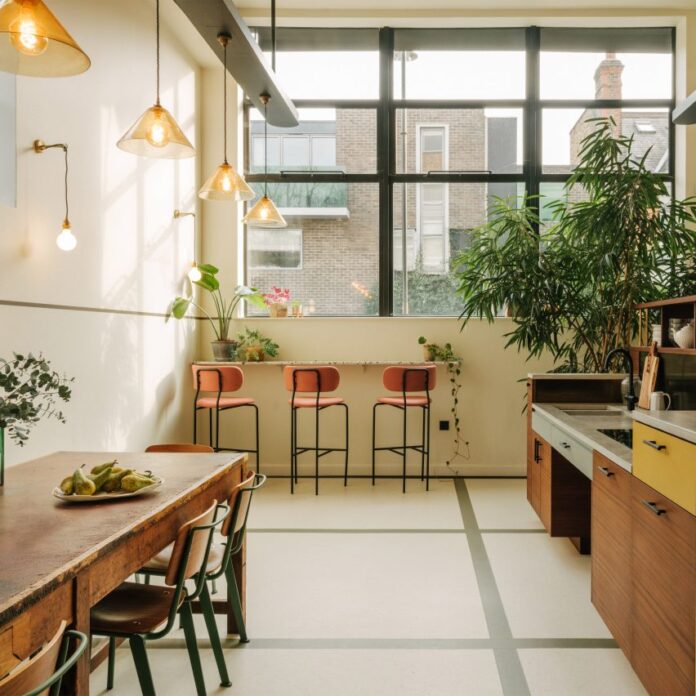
[604, 348, 638, 411]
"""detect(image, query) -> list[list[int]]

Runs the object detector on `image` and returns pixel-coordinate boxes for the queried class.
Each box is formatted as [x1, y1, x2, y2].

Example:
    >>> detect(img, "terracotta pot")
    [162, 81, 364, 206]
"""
[244, 345, 265, 362]
[211, 340, 238, 362]
[423, 345, 436, 362]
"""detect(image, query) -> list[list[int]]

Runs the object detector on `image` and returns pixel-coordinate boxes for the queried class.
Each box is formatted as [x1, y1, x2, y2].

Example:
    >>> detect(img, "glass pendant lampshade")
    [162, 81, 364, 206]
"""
[116, 0, 194, 160]
[199, 33, 253, 201]
[0, 0, 90, 77]
[244, 195, 286, 228]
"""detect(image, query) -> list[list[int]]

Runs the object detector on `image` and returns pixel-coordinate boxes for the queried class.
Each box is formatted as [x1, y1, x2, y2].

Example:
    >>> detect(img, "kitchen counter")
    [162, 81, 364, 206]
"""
[527, 373, 627, 381]
[632, 409, 696, 445]
[532, 402, 633, 472]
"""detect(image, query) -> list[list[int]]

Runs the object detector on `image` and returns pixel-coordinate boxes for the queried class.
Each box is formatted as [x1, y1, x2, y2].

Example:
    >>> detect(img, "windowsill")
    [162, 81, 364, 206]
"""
[240, 315, 511, 320]
[280, 207, 350, 220]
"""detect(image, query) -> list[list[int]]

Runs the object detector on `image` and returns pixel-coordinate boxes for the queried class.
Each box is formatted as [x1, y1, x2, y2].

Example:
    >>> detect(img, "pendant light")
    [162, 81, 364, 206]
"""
[117, 0, 194, 159]
[0, 0, 90, 77]
[243, 94, 287, 228]
[174, 209, 202, 281]
[199, 33, 254, 202]
[33, 139, 77, 251]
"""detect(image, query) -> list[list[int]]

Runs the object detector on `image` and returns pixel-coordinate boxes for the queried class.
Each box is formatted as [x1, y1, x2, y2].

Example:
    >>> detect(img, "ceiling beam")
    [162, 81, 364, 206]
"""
[173, 0, 299, 127]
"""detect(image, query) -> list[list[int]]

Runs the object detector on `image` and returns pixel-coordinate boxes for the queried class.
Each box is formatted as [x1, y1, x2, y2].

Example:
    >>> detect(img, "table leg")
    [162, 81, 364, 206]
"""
[73, 574, 91, 695]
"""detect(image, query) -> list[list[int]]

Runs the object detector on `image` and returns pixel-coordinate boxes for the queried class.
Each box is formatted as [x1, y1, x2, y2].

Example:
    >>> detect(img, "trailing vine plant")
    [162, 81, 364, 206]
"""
[418, 337, 469, 471]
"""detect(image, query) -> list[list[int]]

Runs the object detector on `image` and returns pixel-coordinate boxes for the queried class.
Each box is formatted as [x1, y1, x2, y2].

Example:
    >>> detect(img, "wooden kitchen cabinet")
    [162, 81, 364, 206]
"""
[591, 451, 632, 659]
[631, 475, 695, 696]
[527, 431, 551, 531]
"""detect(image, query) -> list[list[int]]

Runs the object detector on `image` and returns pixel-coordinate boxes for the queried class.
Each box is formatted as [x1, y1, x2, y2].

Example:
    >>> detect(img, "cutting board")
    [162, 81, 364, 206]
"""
[638, 342, 660, 409]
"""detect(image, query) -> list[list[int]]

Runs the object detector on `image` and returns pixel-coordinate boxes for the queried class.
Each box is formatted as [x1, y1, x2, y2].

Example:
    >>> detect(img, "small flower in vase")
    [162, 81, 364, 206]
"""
[264, 286, 291, 317]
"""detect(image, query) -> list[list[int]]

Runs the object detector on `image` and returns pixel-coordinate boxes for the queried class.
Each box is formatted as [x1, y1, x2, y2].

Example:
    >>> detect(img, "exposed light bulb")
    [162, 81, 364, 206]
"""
[9, 7, 48, 57]
[56, 221, 77, 252]
[221, 173, 232, 192]
[145, 107, 170, 148]
[188, 264, 202, 282]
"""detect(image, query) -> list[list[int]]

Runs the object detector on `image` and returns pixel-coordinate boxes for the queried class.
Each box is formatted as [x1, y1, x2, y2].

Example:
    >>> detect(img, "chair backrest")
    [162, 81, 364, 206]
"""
[283, 366, 340, 393]
[383, 365, 437, 392]
[165, 500, 218, 586]
[221, 471, 264, 538]
[192, 365, 244, 393]
[145, 444, 215, 453]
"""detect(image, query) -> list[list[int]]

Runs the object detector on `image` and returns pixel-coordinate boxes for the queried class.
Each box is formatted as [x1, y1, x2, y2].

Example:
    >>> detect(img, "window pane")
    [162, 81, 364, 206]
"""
[541, 52, 672, 100]
[395, 109, 523, 174]
[543, 107, 670, 174]
[248, 228, 302, 269]
[248, 108, 376, 174]
[394, 28, 526, 99]
[246, 184, 379, 316]
[393, 182, 524, 316]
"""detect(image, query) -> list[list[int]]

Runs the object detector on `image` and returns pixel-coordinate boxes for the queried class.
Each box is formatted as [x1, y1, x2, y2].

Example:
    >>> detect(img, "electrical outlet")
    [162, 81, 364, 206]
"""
[439, 420, 450, 431]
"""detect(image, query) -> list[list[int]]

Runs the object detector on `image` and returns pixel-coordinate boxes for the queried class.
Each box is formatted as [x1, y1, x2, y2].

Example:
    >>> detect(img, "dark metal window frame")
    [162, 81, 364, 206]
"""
[244, 25, 676, 317]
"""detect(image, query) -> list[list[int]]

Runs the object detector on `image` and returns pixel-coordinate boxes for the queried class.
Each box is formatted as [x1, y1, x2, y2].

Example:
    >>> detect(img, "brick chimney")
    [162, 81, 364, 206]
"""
[594, 52, 624, 100]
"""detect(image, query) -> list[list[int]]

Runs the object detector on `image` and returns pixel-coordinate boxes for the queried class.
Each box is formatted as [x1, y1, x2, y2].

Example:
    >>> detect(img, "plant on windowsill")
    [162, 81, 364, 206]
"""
[0, 353, 73, 486]
[455, 117, 696, 373]
[416, 337, 469, 470]
[167, 264, 266, 362]
[263, 286, 291, 318]
[235, 328, 279, 362]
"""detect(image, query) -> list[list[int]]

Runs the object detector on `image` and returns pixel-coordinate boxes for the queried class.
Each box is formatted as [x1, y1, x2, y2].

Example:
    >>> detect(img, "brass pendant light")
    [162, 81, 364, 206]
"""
[0, 0, 90, 77]
[243, 93, 286, 228]
[199, 33, 254, 202]
[117, 0, 194, 159]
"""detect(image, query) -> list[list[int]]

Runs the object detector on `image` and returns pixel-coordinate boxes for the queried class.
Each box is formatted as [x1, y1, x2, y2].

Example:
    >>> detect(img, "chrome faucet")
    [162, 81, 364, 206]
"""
[604, 348, 638, 411]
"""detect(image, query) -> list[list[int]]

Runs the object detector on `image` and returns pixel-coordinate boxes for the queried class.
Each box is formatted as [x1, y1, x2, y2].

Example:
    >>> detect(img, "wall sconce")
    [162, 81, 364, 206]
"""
[33, 139, 76, 251]
[173, 209, 201, 281]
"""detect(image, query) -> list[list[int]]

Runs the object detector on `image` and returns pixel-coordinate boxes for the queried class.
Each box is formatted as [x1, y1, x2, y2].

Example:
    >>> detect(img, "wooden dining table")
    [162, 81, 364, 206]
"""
[0, 450, 247, 695]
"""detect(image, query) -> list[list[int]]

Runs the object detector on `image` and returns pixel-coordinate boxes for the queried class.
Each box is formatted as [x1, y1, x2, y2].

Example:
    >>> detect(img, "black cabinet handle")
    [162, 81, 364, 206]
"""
[534, 439, 541, 463]
[642, 439, 666, 451]
[560, 442, 571, 449]
[641, 500, 666, 516]
[598, 466, 615, 478]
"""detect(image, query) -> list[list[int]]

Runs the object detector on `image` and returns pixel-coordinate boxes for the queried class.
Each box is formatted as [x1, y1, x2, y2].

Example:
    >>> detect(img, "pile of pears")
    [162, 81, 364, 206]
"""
[59, 461, 157, 497]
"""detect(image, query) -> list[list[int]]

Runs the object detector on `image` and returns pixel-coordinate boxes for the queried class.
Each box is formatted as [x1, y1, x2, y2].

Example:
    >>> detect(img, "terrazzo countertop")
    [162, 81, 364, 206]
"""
[527, 373, 627, 381]
[532, 403, 633, 472]
[632, 410, 696, 445]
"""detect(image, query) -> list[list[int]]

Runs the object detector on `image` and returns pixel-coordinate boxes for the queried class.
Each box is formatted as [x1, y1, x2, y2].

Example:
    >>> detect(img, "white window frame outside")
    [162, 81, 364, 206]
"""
[248, 228, 304, 270]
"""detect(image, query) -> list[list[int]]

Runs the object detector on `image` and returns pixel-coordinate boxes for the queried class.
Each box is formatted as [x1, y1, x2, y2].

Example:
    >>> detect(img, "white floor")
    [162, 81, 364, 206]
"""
[91, 477, 647, 696]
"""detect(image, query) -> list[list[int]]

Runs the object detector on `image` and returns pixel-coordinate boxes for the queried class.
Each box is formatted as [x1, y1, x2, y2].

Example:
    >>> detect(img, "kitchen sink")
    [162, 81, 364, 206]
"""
[599, 428, 633, 448]
[562, 409, 624, 417]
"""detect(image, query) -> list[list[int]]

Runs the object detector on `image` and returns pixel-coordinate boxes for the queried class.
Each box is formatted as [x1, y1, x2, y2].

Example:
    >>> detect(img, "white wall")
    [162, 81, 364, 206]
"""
[0, 0, 202, 467]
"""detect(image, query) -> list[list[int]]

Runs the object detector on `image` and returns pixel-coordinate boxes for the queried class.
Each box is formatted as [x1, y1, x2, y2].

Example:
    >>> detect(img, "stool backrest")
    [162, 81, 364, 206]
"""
[145, 444, 214, 453]
[383, 365, 437, 392]
[222, 472, 266, 538]
[284, 366, 340, 393]
[192, 366, 244, 393]
[165, 500, 218, 586]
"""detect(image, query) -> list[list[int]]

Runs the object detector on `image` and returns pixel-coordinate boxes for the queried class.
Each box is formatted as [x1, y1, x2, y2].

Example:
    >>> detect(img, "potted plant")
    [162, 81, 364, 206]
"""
[0, 353, 73, 486]
[456, 117, 696, 372]
[418, 336, 436, 361]
[167, 264, 266, 361]
[264, 287, 291, 318]
[236, 328, 280, 362]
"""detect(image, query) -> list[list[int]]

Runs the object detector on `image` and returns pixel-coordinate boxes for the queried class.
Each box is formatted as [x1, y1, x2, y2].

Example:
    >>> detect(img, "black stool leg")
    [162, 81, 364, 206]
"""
[426, 404, 431, 491]
[293, 407, 299, 485]
[371, 403, 378, 485]
[314, 406, 320, 496]
[209, 409, 213, 450]
[290, 406, 295, 494]
[343, 403, 349, 486]
[420, 407, 426, 481]
[215, 406, 221, 451]
[193, 405, 197, 445]
[253, 404, 261, 474]
[402, 405, 407, 494]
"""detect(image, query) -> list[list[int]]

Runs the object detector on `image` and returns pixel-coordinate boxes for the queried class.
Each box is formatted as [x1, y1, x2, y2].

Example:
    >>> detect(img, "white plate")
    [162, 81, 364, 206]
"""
[52, 476, 163, 503]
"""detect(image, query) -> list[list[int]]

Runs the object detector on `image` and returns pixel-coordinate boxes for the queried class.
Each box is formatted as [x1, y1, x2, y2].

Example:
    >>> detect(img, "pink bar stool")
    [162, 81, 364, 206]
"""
[372, 364, 436, 493]
[192, 365, 260, 472]
[284, 366, 349, 495]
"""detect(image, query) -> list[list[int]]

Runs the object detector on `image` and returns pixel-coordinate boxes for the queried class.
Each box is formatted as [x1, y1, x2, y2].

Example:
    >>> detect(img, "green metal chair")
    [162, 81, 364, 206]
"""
[0, 620, 87, 696]
[140, 471, 266, 687]
[93, 499, 229, 696]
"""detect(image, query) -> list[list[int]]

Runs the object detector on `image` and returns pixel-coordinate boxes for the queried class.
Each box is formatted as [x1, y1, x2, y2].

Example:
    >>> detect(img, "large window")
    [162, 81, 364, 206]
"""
[245, 26, 675, 316]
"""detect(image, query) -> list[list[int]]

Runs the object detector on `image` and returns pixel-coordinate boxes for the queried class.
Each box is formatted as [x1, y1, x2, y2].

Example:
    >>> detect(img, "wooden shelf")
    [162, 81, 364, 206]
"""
[633, 346, 696, 356]
[636, 295, 696, 310]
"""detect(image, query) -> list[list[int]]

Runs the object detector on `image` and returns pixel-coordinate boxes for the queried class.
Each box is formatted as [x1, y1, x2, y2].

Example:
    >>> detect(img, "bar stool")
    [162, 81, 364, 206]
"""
[193, 365, 260, 472]
[372, 365, 436, 493]
[285, 366, 349, 495]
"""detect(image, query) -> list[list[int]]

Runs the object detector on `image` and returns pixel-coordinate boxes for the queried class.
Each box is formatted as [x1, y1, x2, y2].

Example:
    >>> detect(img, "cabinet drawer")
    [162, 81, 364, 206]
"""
[592, 452, 631, 503]
[531, 409, 553, 444]
[551, 427, 593, 479]
[633, 422, 696, 515]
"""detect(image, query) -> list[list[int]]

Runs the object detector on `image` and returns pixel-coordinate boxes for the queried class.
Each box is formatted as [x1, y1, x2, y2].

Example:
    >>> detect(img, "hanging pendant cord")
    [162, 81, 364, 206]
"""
[271, 0, 276, 72]
[155, 0, 161, 105]
[223, 39, 228, 164]
[63, 145, 69, 223]
[264, 98, 268, 196]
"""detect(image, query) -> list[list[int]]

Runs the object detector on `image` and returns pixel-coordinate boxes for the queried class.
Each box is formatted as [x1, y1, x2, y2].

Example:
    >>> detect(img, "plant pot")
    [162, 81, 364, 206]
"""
[211, 340, 238, 362]
[423, 345, 436, 362]
[269, 303, 288, 318]
[244, 345, 266, 362]
[0, 427, 4, 487]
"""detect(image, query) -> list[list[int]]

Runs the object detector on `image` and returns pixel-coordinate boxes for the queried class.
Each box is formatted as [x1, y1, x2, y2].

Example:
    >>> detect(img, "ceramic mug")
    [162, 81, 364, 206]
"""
[649, 391, 671, 411]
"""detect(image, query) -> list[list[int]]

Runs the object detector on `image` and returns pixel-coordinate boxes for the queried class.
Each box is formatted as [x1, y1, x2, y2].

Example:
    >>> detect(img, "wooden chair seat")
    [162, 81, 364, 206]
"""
[143, 542, 224, 575]
[90, 582, 183, 635]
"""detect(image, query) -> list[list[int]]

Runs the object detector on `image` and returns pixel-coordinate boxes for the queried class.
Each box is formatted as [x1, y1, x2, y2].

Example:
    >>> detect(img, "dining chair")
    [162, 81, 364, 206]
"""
[0, 620, 87, 696]
[93, 500, 228, 696]
[145, 444, 214, 453]
[372, 365, 436, 493]
[140, 471, 266, 688]
[284, 366, 349, 495]
[193, 365, 261, 472]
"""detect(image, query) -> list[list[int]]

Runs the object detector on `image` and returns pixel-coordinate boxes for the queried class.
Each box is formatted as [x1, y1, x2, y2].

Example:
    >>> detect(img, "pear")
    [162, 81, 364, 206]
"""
[101, 468, 133, 493]
[90, 460, 118, 476]
[121, 473, 155, 493]
[73, 467, 96, 496]
[88, 466, 113, 493]
[59, 475, 74, 495]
